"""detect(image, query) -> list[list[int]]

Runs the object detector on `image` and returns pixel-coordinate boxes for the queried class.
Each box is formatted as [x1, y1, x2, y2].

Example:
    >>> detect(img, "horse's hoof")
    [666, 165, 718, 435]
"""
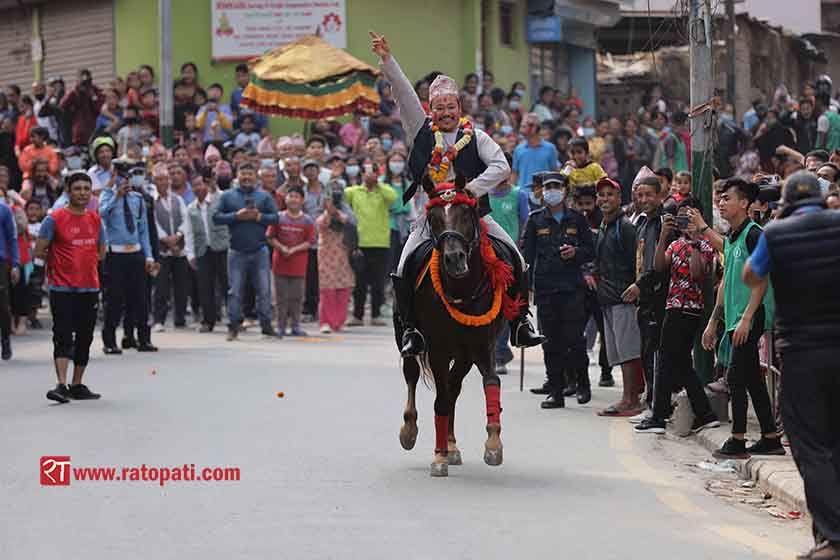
[447, 449, 463, 465]
[430, 461, 449, 477]
[484, 446, 503, 467]
[399, 424, 418, 450]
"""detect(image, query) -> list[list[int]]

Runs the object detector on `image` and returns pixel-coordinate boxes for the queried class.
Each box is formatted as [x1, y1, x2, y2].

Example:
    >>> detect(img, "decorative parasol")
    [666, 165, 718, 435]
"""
[241, 35, 381, 120]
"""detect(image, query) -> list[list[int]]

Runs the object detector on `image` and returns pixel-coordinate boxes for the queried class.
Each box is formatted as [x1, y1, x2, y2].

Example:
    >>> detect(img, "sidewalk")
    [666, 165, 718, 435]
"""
[689, 422, 807, 514]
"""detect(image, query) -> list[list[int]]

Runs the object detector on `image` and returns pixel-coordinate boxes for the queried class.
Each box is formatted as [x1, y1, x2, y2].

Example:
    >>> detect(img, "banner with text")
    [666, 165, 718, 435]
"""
[212, 1, 347, 61]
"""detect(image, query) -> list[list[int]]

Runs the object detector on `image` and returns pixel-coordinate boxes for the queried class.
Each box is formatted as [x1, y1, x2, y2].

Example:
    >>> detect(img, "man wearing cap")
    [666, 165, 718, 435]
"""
[522, 172, 594, 408]
[99, 155, 157, 354]
[743, 171, 840, 560]
[371, 31, 543, 355]
[87, 136, 118, 195]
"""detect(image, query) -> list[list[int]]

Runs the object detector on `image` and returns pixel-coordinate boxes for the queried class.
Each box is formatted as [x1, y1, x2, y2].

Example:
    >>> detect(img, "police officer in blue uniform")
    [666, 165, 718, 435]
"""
[522, 172, 595, 408]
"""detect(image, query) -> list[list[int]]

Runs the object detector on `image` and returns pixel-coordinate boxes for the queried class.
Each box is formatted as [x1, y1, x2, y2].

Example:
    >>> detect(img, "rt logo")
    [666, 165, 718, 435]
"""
[40, 456, 71, 486]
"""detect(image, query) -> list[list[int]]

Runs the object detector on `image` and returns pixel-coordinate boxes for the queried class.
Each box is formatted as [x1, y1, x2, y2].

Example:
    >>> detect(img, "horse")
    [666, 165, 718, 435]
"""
[394, 173, 518, 477]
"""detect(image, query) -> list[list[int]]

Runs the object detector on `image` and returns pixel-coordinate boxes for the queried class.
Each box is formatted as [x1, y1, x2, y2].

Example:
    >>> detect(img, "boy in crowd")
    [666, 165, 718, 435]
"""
[25, 199, 45, 329]
[701, 178, 782, 458]
[266, 186, 315, 338]
[565, 137, 607, 191]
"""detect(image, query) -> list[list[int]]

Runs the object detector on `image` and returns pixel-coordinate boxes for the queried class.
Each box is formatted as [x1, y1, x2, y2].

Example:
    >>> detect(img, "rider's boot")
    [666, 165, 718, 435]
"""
[509, 268, 545, 348]
[391, 274, 425, 357]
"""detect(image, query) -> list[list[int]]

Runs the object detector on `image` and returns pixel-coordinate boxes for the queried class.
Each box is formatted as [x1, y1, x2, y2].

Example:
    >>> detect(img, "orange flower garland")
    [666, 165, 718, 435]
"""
[429, 248, 503, 327]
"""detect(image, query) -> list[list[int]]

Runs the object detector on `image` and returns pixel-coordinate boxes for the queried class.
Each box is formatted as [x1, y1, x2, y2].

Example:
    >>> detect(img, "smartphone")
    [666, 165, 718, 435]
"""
[246, 198, 256, 210]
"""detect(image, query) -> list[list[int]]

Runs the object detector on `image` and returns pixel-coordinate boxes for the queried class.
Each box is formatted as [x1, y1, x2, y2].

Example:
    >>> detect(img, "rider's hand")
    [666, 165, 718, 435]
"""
[369, 31, 391, 62]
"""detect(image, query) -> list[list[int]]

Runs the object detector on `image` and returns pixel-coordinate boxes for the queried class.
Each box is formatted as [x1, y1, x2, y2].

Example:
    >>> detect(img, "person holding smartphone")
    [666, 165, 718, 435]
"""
[635, 197, 719, 434]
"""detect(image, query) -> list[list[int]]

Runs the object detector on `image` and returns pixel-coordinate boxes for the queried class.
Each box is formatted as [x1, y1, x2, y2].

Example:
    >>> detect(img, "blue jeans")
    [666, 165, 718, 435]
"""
[228, 247, 272, 330]
[495, 323, 514, 365]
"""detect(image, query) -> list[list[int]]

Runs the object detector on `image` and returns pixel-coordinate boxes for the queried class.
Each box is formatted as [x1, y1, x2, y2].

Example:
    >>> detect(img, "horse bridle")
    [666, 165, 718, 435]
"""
[427, 188, 481, 260]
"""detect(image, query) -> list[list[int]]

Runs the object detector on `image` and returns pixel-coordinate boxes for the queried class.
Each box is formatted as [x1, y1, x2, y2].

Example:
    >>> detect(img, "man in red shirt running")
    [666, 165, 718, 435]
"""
[34, 171, 106, 403]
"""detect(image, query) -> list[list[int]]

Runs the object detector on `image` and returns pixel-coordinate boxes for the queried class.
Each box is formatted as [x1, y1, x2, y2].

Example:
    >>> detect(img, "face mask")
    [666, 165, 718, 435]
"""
[130, 174, 145, 188]
[382, 139, 393, 151]
[508, 100, 521, 111]
[819, 177, 832, 195]
[500, 125, 513, 136]
[388, 161, 405, 175]
[529, 191, 541, 205]
[360, 117, 370, 130]
[261, 158, 275, 169]
[67, 156, 82, 170]
[346, 165, 360, 177]
[582, 127, 595, 138]
[515, 89, 526, 99]
[542, 189, 565, 206]
[142, 145, 150, 158]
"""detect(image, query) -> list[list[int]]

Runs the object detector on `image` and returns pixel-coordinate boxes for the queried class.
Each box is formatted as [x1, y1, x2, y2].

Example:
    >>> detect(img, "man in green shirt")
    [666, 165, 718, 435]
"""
[344, 159, 397, 326]
[701, 178, 782, 459]
[489, 161, 529, 374]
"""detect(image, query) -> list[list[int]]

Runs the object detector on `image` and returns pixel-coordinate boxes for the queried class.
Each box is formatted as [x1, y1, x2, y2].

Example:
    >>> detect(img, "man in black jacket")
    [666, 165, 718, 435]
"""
[593, 177, 645, 416]
[744, 172, 840, 560]
[622, 176, 670, 417]
[522, 172, 595, 409]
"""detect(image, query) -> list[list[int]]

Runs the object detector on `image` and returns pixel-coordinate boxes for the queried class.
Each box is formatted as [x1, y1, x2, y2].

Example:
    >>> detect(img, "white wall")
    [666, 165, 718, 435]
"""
[620, 0, 822, 35]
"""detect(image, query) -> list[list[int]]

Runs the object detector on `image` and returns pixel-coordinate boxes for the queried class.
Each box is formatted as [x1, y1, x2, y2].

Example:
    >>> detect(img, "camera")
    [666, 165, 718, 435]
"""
[675, 215, 690, 231]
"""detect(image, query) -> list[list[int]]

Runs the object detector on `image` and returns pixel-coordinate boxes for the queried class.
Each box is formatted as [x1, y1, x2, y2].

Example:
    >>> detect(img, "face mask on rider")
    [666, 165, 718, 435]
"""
[542, 189, 565, 206]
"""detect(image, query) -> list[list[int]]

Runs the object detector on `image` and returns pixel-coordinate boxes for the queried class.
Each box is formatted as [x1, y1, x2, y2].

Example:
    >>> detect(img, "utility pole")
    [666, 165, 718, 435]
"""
[725, 0, 736, 116]
[690, 0, 714, 381]
[159, 0, 174, 148]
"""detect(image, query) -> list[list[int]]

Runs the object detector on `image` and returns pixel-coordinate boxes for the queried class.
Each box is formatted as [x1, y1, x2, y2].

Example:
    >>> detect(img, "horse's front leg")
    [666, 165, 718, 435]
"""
[447, 360, 471, 466]
[399, 358, 420, 450]
[476, 346, 503, 466]
[430, 353, 452, 477]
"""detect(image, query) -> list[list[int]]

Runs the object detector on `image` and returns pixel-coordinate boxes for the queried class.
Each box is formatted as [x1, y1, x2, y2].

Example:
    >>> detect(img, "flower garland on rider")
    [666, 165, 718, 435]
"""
[428, 117, 474, 183]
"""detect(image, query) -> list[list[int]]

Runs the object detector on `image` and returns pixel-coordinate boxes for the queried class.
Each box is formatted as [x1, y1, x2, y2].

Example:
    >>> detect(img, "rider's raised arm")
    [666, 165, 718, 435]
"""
[465, 129, 512, 198]
[379, 56, 427, 145]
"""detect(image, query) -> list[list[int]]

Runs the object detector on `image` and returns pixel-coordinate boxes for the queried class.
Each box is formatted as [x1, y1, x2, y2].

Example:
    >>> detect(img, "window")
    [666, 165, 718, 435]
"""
[499, 2, 514, 47]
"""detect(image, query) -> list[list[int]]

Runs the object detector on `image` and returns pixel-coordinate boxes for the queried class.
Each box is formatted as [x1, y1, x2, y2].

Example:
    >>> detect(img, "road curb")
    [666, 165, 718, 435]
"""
[692, 427, 807, 513]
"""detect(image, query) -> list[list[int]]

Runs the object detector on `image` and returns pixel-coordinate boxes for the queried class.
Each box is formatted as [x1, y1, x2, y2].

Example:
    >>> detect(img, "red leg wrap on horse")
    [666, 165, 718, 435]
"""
[485, 385, 501, 424]
[434, 415, 449, 454]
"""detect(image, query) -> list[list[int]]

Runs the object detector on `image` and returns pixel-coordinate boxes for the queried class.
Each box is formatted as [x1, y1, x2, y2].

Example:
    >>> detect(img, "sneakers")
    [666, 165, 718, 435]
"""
[713, 437, 750, 459]
[495, 364, 508, 375]
[797, 541, 840, 560]
[346, 317, 364, 327]
[598, 372, 616, 387]
[226, 329, 238, 342]
[68, 384, 101, 400]
[690, 414, 721, 434]
[46, 384, 71, 404]
[746, 437, 786, 456]
[136, 342, 158, 352]
[288, 327, 307, 337]
[634, 417, 666, 434]
[320, 325, 332, 334]
[274, 329, 285, 339]
[628, 409, 653, 424]
[152, 323, 166, 333]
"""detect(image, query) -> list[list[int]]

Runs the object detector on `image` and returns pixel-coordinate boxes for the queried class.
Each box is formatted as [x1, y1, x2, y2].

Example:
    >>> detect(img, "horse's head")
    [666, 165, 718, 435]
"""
[423, 173, 480, 279]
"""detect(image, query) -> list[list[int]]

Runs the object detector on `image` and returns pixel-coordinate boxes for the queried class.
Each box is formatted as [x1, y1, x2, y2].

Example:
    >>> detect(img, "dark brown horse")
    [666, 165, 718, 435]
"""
[394, 174, 507, 477]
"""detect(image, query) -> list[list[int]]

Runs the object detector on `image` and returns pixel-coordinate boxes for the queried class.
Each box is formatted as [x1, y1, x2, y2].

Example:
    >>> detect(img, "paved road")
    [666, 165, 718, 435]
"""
[1, 322, 811, 559]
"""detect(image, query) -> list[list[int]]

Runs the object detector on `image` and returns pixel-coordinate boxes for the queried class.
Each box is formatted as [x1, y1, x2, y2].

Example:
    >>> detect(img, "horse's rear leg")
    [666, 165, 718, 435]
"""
[477, 352, 503, 466]
[447, 360, 470, 466]
[399, 358, 420, 451]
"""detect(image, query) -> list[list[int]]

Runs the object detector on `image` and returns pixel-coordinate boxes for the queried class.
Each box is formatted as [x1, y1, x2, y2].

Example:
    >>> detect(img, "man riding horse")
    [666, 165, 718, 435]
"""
[370, 31, 544, 355]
